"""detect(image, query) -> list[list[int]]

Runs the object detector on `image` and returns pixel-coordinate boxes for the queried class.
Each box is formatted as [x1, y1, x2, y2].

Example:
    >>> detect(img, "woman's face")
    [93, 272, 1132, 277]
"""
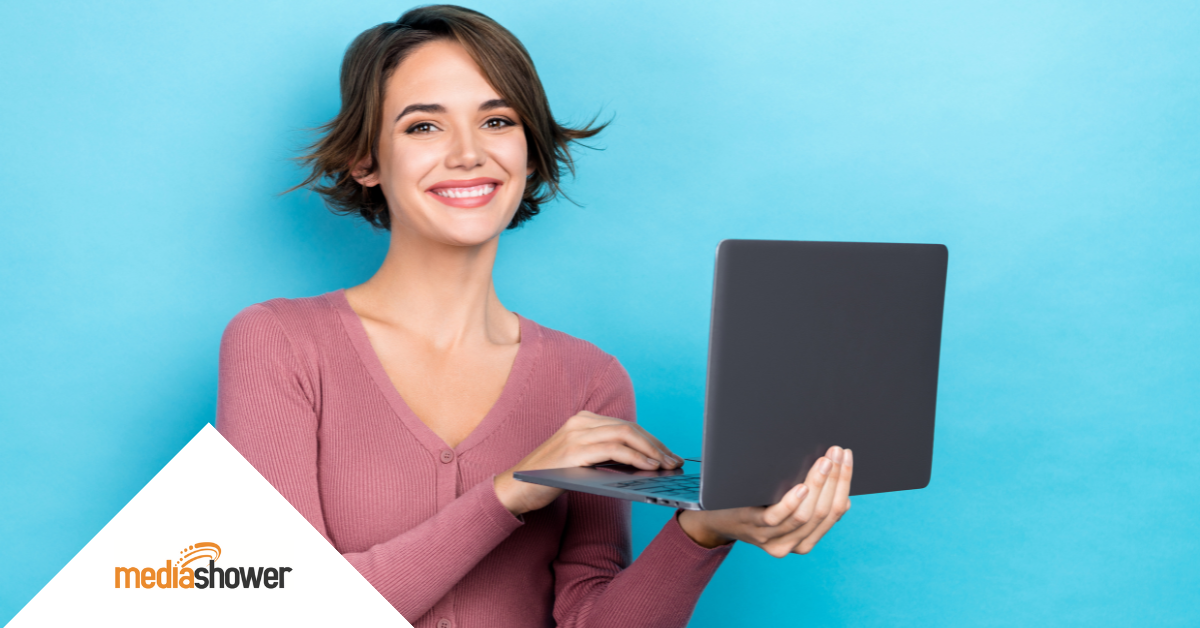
[356, 39, 530, 247]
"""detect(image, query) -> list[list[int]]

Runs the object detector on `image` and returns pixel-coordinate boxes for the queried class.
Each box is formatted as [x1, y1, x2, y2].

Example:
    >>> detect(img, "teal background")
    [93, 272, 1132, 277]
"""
[2, 1, 1197, 625]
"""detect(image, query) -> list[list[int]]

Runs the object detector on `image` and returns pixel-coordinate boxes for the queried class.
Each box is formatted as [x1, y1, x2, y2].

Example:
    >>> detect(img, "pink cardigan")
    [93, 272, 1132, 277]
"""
[215, 291, 729, 627]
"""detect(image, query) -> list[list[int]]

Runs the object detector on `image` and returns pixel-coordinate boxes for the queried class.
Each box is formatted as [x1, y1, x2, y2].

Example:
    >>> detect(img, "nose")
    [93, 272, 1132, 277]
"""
[445, 126, 485, 170]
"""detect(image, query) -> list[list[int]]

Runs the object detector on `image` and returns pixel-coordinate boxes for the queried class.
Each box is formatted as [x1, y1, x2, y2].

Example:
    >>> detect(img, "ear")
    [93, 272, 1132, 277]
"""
[351, 155, 380, 187]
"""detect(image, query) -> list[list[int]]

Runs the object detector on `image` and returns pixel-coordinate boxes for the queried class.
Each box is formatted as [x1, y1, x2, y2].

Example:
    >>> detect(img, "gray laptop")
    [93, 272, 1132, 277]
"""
[515, 239, 948, 510]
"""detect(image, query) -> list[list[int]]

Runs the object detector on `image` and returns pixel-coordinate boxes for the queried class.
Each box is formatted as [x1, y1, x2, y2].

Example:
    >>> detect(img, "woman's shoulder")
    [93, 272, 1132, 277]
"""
[523, 318, 636, 417]
[522, 317, 631, 388]
[221, 292, 345, 360]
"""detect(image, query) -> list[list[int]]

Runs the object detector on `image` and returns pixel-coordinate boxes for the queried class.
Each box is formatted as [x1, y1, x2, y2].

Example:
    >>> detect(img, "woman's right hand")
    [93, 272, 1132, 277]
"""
[677, 446, 853, 555]
[494, 410, 684, 516]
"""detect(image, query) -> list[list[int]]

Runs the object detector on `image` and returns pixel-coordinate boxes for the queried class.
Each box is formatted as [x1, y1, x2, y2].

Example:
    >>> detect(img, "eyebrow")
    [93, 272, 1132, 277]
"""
[394, 99, 512, 124]
[395, 103, 444, 123]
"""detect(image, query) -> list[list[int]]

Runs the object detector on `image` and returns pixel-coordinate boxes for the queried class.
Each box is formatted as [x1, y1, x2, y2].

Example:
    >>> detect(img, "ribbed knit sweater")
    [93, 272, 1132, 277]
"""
[215, 291, 730, 628]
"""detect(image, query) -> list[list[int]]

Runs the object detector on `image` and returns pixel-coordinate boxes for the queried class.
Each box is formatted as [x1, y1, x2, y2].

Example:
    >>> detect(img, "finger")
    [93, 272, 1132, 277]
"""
[793, 447, 854, 554]
[583, 423, 664, 462]
[767, 450, 843, 554]
[568, 410, 618, 428]
[740, 448, 846, 555]
[787, 447, 843, 541]
[792, 453, 835, 524]
[811, 447, 844, 523]
[759, 450, 837, 532]
[628, 424, 683, 468]
[836, 449, 853, 505]
[589, 417, 683, 468]
[584, 423, 675, 467]
[759, 483, 810, 528]
[574, 441, 666, 470]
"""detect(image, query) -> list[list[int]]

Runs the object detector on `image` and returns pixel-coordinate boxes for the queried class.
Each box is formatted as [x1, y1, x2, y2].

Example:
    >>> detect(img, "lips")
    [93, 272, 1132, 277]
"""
[426, 178, 502, 208]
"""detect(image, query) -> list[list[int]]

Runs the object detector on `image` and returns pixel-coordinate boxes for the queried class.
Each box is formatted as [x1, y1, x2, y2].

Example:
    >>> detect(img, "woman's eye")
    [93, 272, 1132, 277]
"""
[484, 117, 515, 129]
[406, 122, 437, 134]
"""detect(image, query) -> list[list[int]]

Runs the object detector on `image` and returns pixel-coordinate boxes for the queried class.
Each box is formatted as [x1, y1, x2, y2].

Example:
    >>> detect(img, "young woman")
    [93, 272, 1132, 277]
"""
[216, 6, 853, 627]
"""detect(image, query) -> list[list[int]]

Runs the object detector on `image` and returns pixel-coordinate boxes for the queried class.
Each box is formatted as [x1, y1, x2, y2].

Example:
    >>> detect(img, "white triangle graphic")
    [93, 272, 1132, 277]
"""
[7, 424, 410, 627]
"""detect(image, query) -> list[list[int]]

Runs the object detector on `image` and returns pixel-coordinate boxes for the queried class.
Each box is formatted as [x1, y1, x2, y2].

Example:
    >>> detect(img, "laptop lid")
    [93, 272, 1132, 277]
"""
[699, 240, 948, 510]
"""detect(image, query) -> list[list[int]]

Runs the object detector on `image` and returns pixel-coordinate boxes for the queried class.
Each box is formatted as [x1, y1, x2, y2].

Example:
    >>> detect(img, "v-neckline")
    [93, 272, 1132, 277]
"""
[328, 289, 542, 456]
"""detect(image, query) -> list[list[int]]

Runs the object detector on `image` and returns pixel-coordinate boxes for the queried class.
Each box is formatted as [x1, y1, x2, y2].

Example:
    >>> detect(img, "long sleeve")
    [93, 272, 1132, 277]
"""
[552, 357, 732, 628]
[215, 305, 523, 619]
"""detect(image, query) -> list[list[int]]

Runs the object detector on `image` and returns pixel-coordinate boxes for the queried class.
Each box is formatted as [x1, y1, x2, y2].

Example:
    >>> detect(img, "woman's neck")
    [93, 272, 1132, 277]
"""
[345, 227, 519, 348]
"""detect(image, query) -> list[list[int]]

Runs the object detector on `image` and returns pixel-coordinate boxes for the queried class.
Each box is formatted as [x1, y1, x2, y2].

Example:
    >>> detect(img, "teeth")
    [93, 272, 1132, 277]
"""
[434, 184, 495, 199]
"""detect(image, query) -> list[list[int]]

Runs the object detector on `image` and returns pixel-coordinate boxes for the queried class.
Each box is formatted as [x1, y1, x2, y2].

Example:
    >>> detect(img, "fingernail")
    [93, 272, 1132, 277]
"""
[819, 458, 832, 474]
[646, 457, 660, 467]
[793, 485, 809, 499]
[844, 449, 853, 468]
[832, 447, 843, 464]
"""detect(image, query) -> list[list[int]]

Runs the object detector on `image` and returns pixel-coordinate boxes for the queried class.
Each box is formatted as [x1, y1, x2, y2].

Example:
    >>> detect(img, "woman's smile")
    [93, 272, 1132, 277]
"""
[426, 177, 502, 208]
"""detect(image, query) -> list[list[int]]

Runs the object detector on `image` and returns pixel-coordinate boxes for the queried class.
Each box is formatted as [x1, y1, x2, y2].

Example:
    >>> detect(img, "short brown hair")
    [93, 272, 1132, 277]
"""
[294, 5, 605, 230]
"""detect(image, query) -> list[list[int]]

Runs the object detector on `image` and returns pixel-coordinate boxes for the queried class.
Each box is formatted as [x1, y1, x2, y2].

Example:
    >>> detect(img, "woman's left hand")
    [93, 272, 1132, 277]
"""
[677, 446, 853, 556]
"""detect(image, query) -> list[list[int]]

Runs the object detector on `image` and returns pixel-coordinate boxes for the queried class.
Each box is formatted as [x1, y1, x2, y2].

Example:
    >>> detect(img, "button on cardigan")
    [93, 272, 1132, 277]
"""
[216, 291, 730, 627]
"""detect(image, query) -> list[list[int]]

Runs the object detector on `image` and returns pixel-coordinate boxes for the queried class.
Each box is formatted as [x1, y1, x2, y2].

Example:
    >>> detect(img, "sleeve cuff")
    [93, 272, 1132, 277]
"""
[475, 475, 526, 532]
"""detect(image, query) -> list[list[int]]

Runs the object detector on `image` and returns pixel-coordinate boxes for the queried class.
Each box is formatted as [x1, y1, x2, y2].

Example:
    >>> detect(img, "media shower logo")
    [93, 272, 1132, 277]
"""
[114, 542, 294, 590]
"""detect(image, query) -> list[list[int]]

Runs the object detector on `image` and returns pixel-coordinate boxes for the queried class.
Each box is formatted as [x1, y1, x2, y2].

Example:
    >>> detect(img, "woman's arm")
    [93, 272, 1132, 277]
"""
[553, 495, 730, 628]
[549, 358, 731, 628]
[215, 305, 522, 619]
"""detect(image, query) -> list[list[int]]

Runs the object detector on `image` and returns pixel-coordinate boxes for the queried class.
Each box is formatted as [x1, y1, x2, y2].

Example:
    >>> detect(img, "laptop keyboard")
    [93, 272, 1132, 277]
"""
[606, 474, 700, 500]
